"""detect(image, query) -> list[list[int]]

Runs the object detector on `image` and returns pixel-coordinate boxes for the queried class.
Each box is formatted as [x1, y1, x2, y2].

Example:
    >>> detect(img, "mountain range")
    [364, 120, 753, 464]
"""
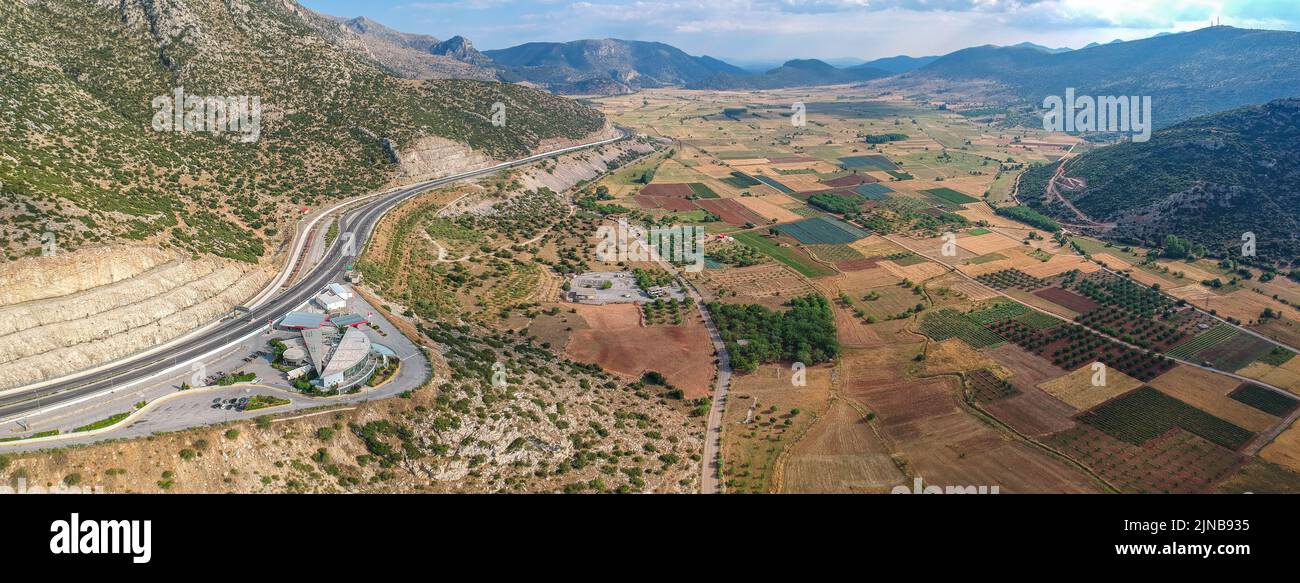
[898, 26, 1300, 126]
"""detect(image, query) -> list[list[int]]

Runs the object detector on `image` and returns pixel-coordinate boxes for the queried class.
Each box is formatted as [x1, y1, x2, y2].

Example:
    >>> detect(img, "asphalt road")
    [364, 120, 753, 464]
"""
[0, 131, 628, 424]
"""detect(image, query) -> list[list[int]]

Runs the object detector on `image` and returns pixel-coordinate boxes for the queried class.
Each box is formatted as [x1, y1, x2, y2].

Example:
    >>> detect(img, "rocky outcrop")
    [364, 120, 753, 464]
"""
[392, 135, 499, 183]
[0, 246, 273, 389]
[0, 246, 176, 307]
[516, 138, 656, 194]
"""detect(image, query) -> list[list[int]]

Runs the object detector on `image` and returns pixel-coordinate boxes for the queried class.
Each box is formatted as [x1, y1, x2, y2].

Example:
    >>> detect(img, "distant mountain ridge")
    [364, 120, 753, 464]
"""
[854, 55, 939, 74]
[688, 59, 893, 90]
[900, 26, 1300, 126]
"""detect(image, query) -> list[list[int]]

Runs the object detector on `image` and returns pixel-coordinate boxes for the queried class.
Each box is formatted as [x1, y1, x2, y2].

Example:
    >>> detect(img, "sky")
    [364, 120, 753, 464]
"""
[299, 0, 1300, 63]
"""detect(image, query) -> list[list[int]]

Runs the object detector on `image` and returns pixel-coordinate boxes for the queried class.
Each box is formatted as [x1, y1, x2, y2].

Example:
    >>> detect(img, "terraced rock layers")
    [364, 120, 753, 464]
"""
[0, 246, 273, 389]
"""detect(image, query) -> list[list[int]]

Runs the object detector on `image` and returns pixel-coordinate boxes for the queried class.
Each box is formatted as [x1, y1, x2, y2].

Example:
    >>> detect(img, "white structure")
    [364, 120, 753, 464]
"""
[315, 292, 346, 312]
[328, 283, 354, 300]
[319, 327, 373, 388]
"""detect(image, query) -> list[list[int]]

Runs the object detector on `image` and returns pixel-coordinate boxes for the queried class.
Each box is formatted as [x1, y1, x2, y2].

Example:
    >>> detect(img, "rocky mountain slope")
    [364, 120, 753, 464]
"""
[0, 0, 606, 262]
[1019, 99, 1300, 264]
[315, 15, 499, 80]
[485, 38, 747, 94]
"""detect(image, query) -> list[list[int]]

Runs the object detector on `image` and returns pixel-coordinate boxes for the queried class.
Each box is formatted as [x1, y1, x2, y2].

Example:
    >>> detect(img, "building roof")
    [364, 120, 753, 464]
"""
[281, 312, 326, 329]
[317, 292, 346, 307]
[321, 327, 371, 380]
[328, 283, 352, 297]
[301, 328, 331, 370]
[332, 314, 368, 328]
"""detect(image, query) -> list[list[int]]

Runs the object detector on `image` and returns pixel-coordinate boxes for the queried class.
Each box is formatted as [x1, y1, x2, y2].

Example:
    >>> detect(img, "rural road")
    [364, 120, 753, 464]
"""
[0, 130, 630, 427]
[693, 284, 732, 495]
[633, 223, 733, 494]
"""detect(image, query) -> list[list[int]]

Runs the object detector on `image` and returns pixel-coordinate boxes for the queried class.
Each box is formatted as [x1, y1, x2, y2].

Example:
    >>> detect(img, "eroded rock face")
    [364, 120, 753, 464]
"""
[0, 246, 176, 307]
[0, 246, 272, 389]
[393, 135, 498, 184]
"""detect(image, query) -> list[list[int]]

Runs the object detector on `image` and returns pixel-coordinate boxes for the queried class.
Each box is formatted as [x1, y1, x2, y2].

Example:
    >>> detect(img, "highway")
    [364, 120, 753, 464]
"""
[0, 131, 628, 425]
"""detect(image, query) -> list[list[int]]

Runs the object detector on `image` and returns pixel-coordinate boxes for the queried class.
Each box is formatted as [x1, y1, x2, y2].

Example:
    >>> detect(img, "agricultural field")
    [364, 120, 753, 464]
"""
[977, 268, 1049, 291]
[919, 309, 1005, 349]
[1231, 383, 1300, 416]
[721, 363, 839, 493]
[1167, 325, 1276, 371]
[564, 303, 716, 398]
[586, 88, 1300, 494]
[774, 216, 870, 245]
[730, 231, 835, 278]
[1077, 387, 1254, 451]
[1046, 425, 1242, 494]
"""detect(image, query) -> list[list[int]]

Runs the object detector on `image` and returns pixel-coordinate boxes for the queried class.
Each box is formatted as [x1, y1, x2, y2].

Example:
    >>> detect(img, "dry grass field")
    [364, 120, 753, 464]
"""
[1238, 357, 1300, 393]
[780, 399, 906, 493]
[721, 362, 833, 493]
[732, 195, 805, 223]
[1037, 363, 1144, 410]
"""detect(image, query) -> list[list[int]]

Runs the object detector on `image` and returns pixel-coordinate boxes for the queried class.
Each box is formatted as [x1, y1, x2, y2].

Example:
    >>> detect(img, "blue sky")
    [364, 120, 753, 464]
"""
[300, 1, 1300, 63]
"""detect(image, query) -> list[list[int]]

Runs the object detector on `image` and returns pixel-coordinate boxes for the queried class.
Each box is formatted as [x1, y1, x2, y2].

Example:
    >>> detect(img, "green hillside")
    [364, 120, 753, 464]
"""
[1019, 99, 1300, 265]
[0, 0, 605, 262]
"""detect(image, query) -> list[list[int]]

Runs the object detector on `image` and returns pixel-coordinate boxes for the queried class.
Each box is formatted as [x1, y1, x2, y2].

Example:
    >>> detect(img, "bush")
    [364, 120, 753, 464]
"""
[224, 429, 241, 440]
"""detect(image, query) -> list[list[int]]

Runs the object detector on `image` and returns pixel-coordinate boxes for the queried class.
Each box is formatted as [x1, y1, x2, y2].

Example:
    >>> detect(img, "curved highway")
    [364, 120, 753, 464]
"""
[0, 131, 629, 424]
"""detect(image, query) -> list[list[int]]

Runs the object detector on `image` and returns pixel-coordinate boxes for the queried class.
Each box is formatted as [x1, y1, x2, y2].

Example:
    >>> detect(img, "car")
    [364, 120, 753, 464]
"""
[212, 398, 221, 404]
[211, 403, 221, 409]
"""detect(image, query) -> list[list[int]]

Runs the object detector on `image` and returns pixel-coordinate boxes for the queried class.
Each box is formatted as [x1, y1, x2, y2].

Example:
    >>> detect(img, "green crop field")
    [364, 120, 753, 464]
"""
[774, 216, 870, 244]
[855, 183, 894, 200]
[722, 171, 762, 188]
[1229, 384, 1300, 417]
[753, 175, 795, 194]
[965, 302, 1030, 325]
[1079, 387, 1254, 450]
[920, 309, 1006, 348]
[1166, 324, 1237, 360]
[968, 252, 1006, 265]
[1256, 347, 1297, 367]
[922, 187, 981, 206]
[688, 183, 720, 199]
[838, 155, 897, 171]
[1015, 311, 1066, 330]
[807, 244, 865, 263]
[731, 231, 834, 278]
